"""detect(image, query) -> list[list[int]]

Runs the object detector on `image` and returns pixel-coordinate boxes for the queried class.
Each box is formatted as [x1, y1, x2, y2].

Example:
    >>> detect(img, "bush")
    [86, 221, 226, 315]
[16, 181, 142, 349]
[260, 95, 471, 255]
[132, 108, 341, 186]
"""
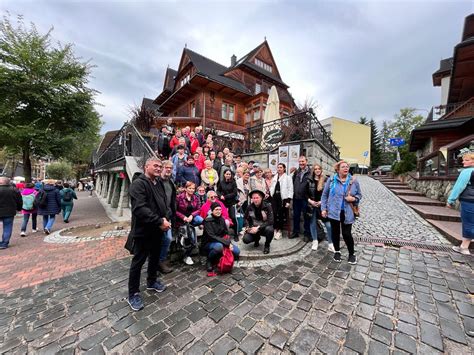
[46, 161, 74, 180]
[392, 152, 417, 175]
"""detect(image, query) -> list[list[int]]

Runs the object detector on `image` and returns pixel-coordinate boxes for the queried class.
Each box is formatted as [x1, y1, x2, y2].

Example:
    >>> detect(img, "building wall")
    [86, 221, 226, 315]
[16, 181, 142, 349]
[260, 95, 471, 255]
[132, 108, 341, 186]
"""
[321, 117, 371, 166]
[441, 76, 451, 106]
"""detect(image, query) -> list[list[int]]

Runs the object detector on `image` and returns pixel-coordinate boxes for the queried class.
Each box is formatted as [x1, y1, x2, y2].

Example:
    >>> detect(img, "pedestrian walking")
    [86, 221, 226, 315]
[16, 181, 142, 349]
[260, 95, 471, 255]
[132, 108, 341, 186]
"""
[20, 183, 38, 236]
[126, 158, 170, 311]
[447, 149, 474, 255]
[60, 183, 78, 223]
[37, 179, 62, 234]
[242, 190, 274, 254]
[291, 156, 311, 240]
[0, 177, 22, 249]
[321, 160, 362, 264]
[270, 163, 293, 240]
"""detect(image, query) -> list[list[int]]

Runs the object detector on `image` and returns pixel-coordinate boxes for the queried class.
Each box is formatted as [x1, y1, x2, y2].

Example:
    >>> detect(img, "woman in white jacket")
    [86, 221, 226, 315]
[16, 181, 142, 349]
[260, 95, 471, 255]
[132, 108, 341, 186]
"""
[270, 163, 294, 240]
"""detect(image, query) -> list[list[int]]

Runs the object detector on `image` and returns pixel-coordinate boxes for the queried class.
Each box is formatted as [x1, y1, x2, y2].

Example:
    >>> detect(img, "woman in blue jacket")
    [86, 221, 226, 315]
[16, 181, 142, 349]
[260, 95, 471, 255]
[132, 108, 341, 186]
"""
[321, 160, 362, 264]
[447, 150, 474, 255]
[37, 179, 62, 234]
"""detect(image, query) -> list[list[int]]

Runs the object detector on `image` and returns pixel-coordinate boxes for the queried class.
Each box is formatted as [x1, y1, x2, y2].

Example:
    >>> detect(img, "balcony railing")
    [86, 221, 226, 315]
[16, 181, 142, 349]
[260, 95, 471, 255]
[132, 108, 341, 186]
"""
[431, 100, 474, 121]
[213, 111, 340, 159]
[93, 123, 156, 171]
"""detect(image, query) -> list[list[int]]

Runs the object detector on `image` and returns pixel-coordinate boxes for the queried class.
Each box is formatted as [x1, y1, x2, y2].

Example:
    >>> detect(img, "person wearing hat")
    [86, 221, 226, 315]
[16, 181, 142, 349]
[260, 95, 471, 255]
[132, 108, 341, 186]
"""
[242, 189, 274, 254]
[202, 202, 240, 276]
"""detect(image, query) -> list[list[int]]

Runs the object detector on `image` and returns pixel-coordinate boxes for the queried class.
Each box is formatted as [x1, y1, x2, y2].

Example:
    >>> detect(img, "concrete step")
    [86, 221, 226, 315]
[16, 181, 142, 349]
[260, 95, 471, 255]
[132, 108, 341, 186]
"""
[391, 189, 424, 196]
[385, 185, 411, 190]
[382, 182, 407, 186]
[426, 219, 463, 244]
[409, 205, 461, 222]
[374, 178, 399, 182]
[399, 195, 445, 207]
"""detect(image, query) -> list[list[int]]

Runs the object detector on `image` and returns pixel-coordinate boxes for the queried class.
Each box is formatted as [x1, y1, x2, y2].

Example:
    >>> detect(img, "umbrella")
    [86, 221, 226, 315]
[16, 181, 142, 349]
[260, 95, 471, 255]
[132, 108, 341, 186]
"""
[263, 85, 280, 123]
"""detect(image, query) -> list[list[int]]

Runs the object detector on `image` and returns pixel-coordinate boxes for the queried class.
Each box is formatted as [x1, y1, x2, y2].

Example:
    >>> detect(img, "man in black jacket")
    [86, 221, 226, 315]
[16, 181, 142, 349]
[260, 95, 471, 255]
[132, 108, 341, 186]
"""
[0, 177, 22, 249]
[291, 156, 311, 240]
[127, 158, 171, 311]
[242, 190, 274, 254]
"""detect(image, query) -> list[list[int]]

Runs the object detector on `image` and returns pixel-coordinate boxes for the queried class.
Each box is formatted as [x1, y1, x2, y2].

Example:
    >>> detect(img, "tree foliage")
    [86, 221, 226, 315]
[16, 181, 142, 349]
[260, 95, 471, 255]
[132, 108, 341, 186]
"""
[0, 15, 101, 182]
[46, 160, 73, 180]
[368, 118, 382, 168]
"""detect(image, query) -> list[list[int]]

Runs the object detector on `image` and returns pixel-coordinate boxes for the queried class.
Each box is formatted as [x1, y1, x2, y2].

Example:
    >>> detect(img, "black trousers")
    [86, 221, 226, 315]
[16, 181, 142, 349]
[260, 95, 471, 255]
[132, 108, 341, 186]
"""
[227, 204, 238, 237]
[329, 211, 355, 255]
[243, 225, 274, 247]
[272, 194, 288, 231]
[128, 237, 162, 296]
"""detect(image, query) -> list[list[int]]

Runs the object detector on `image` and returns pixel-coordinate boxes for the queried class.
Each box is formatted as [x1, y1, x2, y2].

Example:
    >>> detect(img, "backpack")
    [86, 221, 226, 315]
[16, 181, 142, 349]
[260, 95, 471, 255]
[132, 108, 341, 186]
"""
[22, 194, 35, 211]
[217, 246, 234, 274]
[179, 224, 196, 250]
[34, 190, 48, 209]
[63, 189, 73, 202]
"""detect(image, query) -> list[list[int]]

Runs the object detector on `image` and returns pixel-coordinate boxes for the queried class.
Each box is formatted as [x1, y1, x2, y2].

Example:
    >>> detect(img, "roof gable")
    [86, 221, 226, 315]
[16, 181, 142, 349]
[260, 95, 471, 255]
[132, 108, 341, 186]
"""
[164, 68, 177, 91]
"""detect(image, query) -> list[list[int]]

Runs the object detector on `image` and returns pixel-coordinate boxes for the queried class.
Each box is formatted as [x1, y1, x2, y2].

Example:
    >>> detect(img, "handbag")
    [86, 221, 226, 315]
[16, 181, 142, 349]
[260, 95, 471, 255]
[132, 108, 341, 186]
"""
[218, 246, 234, 274]
[347, 179, 360, 218]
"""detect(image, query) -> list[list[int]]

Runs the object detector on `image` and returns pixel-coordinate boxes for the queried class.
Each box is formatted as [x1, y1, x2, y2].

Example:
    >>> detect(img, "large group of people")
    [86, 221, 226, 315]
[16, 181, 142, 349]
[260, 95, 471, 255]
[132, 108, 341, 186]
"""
[125, 120, 365, 311]
[0, 178, 79, 249]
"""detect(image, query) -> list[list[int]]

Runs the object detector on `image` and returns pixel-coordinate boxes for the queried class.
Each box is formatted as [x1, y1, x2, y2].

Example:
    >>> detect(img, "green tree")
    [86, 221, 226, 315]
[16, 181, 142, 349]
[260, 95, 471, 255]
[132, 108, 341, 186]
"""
[46, 161, 73, 180]
[358, 116, 369, 125]
[380, 120, 396, 164]
[368, 119, 382, 168]
[390, 108, 424, 174]
[0, 15, 100, 182]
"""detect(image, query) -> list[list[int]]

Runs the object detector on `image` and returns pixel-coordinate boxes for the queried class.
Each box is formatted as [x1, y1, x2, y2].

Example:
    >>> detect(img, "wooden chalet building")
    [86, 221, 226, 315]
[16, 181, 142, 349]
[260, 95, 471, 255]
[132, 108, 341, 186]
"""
[151, 41, 296, 133]
[409, 14, 474, 178]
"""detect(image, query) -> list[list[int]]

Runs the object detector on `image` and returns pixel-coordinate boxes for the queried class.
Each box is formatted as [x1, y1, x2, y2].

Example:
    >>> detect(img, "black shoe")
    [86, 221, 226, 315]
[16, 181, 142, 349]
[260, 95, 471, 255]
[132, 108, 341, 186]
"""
[289, 233, 300, 239]
[158, 261, 173, 274]
[254, 240, 260, 248]
[303, 235, 311, 243]
[263, 246, 270, 254]
[333, 252, 342, 263]
[44, 228, 50, 235]
[348, 255, 357, 265]
[206, 260, 213, 272]
[233, 235, 239, 242]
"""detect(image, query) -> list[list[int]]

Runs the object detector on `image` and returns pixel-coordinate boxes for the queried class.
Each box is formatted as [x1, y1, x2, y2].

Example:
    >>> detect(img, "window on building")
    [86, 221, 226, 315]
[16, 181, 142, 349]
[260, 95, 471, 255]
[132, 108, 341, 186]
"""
[221, 102, 235, 121]
[253, 109, 260, 121]
[420, 153, 446, 177]
[190, 101, 196, 117]
[254, 58, 273, 73]
[179, 73, 190, 88]
[246, 111, 252, 123]
[255, 83, 261, 94]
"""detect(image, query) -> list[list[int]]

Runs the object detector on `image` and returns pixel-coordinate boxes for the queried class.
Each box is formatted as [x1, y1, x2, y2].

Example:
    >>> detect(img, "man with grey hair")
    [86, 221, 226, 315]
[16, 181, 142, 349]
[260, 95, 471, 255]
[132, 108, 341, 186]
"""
[126, 157, 171, 311]
[0, 177, 22, 249]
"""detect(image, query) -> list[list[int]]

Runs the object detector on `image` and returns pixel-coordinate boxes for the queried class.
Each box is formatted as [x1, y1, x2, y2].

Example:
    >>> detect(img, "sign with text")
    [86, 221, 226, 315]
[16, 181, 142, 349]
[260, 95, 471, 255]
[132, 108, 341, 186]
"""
[389, 138, 405, 147]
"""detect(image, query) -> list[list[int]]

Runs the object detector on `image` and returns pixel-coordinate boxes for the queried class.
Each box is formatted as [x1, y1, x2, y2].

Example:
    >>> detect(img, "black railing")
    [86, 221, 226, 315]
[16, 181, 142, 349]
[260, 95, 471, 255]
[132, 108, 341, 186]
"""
[432, 100, 474, 120]
[213, 111, 340, 159]
[93, 123, 156, 171]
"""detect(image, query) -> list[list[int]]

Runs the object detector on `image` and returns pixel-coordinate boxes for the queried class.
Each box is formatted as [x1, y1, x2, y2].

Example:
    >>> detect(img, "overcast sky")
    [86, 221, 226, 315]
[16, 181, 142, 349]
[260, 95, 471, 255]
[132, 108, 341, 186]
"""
[1, 0, 473, 132]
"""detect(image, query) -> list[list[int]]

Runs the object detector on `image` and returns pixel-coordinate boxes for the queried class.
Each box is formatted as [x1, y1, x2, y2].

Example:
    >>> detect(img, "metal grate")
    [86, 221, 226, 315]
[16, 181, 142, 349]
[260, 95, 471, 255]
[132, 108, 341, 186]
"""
[354, 236, 453, 252]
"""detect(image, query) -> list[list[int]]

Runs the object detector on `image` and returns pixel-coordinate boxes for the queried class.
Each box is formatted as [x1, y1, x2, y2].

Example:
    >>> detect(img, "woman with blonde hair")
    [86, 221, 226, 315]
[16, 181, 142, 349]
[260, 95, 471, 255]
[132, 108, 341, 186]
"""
[201, 160, 219, 191]
[306, 164, 333, 251]
[447, 149, 474, 255]
[250, 167, 266, 193]
[321, 160, 362, 264]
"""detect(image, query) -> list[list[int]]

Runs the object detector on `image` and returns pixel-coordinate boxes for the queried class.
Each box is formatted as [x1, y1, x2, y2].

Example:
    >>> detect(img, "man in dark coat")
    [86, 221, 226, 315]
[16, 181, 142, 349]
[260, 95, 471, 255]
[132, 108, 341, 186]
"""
[291, 156, 311, 240]
[0, 177, 22, 249]
[37, 179, 62, 234]
[157, 126, 171, 159]
[127, 158, 171, 311]
[176, 156, 200, 187]
[242, 190, 274, 254]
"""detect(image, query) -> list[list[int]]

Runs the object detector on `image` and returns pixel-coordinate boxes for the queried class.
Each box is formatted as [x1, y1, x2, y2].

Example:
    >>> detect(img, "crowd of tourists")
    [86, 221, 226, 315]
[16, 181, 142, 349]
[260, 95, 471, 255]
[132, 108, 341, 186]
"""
[125, 120, 363, 311]
[0, 178, 80, 249]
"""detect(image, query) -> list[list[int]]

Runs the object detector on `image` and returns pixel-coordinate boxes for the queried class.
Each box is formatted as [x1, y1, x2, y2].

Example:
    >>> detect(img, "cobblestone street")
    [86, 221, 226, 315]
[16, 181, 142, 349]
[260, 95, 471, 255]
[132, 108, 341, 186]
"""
[0, 178, 473, 354]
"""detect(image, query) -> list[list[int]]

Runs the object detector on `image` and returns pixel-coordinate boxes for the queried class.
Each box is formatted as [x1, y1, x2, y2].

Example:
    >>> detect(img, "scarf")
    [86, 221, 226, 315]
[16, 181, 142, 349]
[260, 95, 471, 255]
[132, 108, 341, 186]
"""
[330, 173, 352, 196]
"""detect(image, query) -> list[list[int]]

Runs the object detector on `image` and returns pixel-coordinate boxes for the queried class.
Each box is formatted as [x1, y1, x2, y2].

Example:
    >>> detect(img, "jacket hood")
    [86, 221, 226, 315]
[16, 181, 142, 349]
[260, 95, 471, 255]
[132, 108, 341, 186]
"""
[22, 188, 36, 195]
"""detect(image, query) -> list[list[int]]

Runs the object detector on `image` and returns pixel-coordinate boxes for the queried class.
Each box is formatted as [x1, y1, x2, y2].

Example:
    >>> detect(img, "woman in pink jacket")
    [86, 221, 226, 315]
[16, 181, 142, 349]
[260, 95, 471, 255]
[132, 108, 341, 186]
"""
[20, 183, 38, 236]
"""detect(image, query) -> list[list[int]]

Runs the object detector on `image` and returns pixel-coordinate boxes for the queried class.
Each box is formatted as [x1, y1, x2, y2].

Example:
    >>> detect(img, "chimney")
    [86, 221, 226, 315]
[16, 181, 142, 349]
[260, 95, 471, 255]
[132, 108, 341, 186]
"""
[231, 54, 237, 67]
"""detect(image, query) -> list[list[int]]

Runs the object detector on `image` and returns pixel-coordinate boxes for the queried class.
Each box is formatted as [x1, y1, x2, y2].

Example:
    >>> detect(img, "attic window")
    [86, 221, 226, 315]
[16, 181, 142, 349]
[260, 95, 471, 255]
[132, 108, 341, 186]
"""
[179, 74, 190, 88]
[255, 58, 272, 73]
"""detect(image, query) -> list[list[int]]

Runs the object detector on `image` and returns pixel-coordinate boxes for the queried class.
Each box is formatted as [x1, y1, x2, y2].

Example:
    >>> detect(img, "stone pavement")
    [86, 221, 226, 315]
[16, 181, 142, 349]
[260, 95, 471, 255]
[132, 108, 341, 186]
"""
[0, 191, 128, 293]
[0, 245, 473, 354]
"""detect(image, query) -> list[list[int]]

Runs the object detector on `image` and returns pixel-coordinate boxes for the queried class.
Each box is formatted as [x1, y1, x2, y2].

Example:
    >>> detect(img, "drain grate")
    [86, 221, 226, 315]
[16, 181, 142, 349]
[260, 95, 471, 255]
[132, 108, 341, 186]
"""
[355, 236, 453, 252]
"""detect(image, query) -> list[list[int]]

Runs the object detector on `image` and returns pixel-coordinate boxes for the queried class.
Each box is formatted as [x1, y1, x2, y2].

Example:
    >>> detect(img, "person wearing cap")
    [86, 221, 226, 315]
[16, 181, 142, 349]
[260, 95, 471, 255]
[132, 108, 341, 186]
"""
[176, 155, 200, 187]
[242, 189, 274, 254]
[202, 202, 240, 276]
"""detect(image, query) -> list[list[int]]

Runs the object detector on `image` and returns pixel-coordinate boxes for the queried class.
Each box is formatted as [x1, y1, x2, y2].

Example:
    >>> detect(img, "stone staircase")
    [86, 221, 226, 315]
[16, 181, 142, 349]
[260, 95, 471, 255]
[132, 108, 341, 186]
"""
[373, 176, 462, 244]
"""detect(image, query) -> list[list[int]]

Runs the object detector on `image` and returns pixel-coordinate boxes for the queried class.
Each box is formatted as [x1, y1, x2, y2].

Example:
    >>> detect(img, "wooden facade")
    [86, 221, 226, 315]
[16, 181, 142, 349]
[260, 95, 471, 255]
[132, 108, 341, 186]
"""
[152, 41, 296, 133]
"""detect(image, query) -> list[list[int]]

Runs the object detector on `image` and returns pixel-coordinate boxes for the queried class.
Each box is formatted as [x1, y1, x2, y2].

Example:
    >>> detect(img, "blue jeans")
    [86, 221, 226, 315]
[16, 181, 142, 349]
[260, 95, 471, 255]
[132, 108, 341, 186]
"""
[62, 204, 73, 222]
[21, 214, 37, 232]
[42, 215, 56, 230]
[310, 209, 332, 243]
[207, 242, 240, 263]
[160, 229, 173, 262]
[293, 198, 310, 235]
[0, 216, 15, 248]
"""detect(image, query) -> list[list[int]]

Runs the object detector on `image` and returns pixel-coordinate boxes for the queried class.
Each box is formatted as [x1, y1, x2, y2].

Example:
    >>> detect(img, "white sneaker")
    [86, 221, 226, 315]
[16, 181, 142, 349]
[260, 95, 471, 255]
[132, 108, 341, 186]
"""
[328, 243, 335, 253]
[184, 256, 194, 265]
[452, 246, 471, 255]
[32, 229, 38, 233]
[274, 230, 282, 240]
[20, 231, 26, 237]
[312, 240, 319, 251]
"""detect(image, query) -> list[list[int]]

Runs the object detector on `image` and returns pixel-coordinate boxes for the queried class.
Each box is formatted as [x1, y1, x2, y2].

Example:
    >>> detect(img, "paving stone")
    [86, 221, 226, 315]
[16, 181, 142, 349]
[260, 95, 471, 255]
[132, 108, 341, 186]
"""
[440, 318, 468, 345]
[432, 291, 451, 303]
[128, 318, 152, 336]
[297, 299, 312, 312]
[269, 329, 289, 350]
[229, 327, 247, 342]
[356, 303, 375, 320]
[329, 312, 349, 329]
[253, 322, 273, 339]
[321, 291, 336, 303]
[187, 308, 208, 323]
[368, 340, 390, 355]
[398, 312, 417, 325]
[396, 321, 417, 338]
[203, 325, 226, 345]
[375, 313, 394, 330]
[371, 325, 392, 345]
[78, 329, 112, 351]
[286, 290, 303, 302]
[394, 333, 417, 354]
[344, 328, 367, 354]
[239, 334, 264, 355]
[171, 331, 195, 351]
[72, 311, 107, 331]
[232, 302, 254, 318]
[211, 336, 237, 354]
[363, 286, 378, 297]
[360, 294, 376, 306]
[240, 317, 256, 331]
[209, 306, 228, 323]
[103, 331, 129, 351]
[420, 321, 444, 352]
[462, 316, 474, 337]
[183, 340, 208, 355]
[456, 302, 474, 318]
[437, 302, 459, 322]
[280, 318, 299, 332]
[317, 333, 340, 354]
[290, 327, 320, 353]
[169, 318, 191, 336]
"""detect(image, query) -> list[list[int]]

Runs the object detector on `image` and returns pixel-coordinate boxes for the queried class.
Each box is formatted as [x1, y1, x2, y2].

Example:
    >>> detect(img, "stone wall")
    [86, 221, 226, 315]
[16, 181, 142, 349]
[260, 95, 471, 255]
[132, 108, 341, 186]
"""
[405, 175, 455, 203]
